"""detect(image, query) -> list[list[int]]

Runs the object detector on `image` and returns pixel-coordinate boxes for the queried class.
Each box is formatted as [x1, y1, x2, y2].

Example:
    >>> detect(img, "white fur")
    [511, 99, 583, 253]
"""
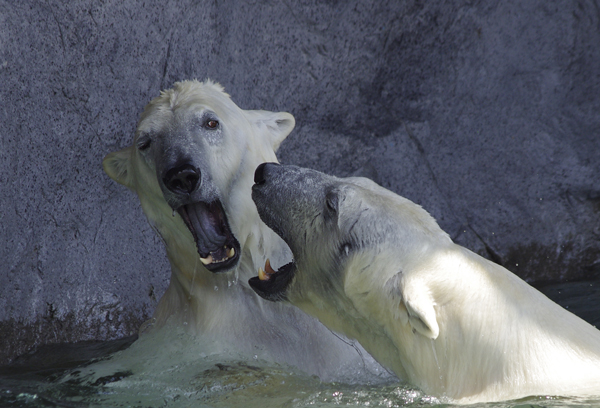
[262, 169, 600, 403]
[102, 80, 387, 380]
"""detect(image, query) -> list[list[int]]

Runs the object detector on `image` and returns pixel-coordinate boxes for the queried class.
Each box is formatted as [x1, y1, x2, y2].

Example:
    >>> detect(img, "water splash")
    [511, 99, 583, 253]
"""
[3, 281, 600, 408]
[2, 334, 599, 408]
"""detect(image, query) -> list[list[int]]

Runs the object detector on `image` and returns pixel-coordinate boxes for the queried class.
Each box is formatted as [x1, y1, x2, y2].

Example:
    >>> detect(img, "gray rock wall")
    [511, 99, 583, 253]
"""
[1, 0, 599, 363]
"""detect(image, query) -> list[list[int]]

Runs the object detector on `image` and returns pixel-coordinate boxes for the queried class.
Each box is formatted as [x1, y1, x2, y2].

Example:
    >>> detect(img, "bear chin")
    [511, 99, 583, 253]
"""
[176, 199, 241, 273]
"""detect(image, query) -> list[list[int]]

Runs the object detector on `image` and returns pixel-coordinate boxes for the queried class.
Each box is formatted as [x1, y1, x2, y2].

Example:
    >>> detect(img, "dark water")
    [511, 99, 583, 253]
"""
[0, 279, 599, 408]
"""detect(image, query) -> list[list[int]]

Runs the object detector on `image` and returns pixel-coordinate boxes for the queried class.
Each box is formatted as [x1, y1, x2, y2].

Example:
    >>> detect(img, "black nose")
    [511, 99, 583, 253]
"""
[163, 164, 201, 195]
[254, 162, 279, 185]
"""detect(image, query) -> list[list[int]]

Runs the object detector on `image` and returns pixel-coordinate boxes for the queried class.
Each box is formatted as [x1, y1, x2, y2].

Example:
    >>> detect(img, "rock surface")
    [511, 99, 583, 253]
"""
[1, 0, 599, 363]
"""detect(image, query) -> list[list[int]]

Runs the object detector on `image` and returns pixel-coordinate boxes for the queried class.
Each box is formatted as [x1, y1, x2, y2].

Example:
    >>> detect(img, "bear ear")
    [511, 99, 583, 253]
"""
[404, 293, 439, 340]
[388, 273, 439, 340]
[103, 146, 134, 188]
[246, 110, 295, 152]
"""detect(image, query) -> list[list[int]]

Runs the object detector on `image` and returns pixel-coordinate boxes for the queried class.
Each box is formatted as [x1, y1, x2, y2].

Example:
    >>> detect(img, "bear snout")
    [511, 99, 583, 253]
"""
[254, 162, 279, 185]
[163, 164, 201, 195]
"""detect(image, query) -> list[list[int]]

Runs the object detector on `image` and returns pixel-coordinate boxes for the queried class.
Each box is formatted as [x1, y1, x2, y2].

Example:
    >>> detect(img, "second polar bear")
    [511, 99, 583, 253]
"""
[249, 162, 600, 404]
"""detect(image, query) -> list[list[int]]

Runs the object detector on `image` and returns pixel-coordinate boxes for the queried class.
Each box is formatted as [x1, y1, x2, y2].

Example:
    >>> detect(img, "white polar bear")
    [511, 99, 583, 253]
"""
[102, 80, 385, 380]
[249, 162, 600, 404]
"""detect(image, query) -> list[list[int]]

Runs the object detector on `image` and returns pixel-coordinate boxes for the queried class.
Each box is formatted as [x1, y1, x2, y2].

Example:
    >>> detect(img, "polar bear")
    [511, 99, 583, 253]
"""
[102, 80, 385, 380]
[249, 162, 600, 403]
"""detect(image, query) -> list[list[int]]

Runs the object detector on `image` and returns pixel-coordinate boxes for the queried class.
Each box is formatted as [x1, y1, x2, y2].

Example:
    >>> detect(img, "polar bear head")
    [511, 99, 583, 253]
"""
[103, 80, 294, 273]
[248, 163, 457, 392]
[249, 163, 449, 335]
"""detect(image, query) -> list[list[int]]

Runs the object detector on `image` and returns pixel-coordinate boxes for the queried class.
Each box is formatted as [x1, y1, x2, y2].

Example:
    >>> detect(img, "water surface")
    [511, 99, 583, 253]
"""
[1, 278, 599, 408]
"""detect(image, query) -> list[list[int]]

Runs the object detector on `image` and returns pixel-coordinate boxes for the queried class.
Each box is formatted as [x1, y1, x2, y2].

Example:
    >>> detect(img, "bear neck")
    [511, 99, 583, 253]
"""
[155, 213, 291, 325]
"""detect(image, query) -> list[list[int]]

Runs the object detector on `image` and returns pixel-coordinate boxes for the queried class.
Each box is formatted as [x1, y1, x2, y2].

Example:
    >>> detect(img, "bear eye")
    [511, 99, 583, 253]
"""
[137, 136, 151, 151]
[205, 119, 219, 129]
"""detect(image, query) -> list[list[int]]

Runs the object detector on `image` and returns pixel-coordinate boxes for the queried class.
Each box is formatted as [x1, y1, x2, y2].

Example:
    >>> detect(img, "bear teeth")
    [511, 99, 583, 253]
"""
[200, 254, 213, 265]
[199, 246, 236, 265]
[258, 258, 277, 281]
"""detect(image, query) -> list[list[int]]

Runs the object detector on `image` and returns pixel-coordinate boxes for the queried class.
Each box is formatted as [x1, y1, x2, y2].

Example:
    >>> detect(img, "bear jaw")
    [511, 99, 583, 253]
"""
[175, 200, 241, 273]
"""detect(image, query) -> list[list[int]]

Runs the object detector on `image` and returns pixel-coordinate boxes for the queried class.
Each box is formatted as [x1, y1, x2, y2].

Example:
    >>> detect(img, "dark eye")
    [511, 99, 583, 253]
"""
[137, 136, 151, 151]
[205, 119, 219, 129]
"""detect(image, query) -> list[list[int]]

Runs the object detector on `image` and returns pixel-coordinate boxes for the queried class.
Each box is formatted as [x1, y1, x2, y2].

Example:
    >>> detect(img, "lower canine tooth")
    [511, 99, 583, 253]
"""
[227, 247, 235, 258]
[200, 254, 213, 265]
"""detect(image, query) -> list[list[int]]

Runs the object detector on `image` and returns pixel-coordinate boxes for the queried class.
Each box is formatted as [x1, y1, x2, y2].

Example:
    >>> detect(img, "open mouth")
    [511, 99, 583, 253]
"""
[248, 258, 296, 302]
[177, 200, 241, 273]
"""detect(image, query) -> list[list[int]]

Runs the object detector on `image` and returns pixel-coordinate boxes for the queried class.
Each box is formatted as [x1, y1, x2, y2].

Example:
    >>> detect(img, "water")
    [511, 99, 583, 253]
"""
[1, 279, 599, 408]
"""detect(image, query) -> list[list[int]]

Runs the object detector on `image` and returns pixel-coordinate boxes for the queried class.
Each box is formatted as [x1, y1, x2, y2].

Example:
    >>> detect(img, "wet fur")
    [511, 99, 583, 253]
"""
[251, 164, 600, 403]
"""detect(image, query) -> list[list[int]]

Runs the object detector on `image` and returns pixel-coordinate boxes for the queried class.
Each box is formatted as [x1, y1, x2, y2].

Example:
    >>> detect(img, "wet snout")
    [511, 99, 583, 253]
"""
[253, 161, 279, 186]
[252, 162, 289, 241]
[252, 162, 327, 251]
[163, 163, 201, 195]
[159, 158, 241, 273]
[251, 162, 285, 220]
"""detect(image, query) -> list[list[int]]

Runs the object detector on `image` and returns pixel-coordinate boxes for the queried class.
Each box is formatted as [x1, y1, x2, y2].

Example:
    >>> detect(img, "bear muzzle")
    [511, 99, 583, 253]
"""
[163, 164, 201, 195]
[159, 163, 241, 273]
